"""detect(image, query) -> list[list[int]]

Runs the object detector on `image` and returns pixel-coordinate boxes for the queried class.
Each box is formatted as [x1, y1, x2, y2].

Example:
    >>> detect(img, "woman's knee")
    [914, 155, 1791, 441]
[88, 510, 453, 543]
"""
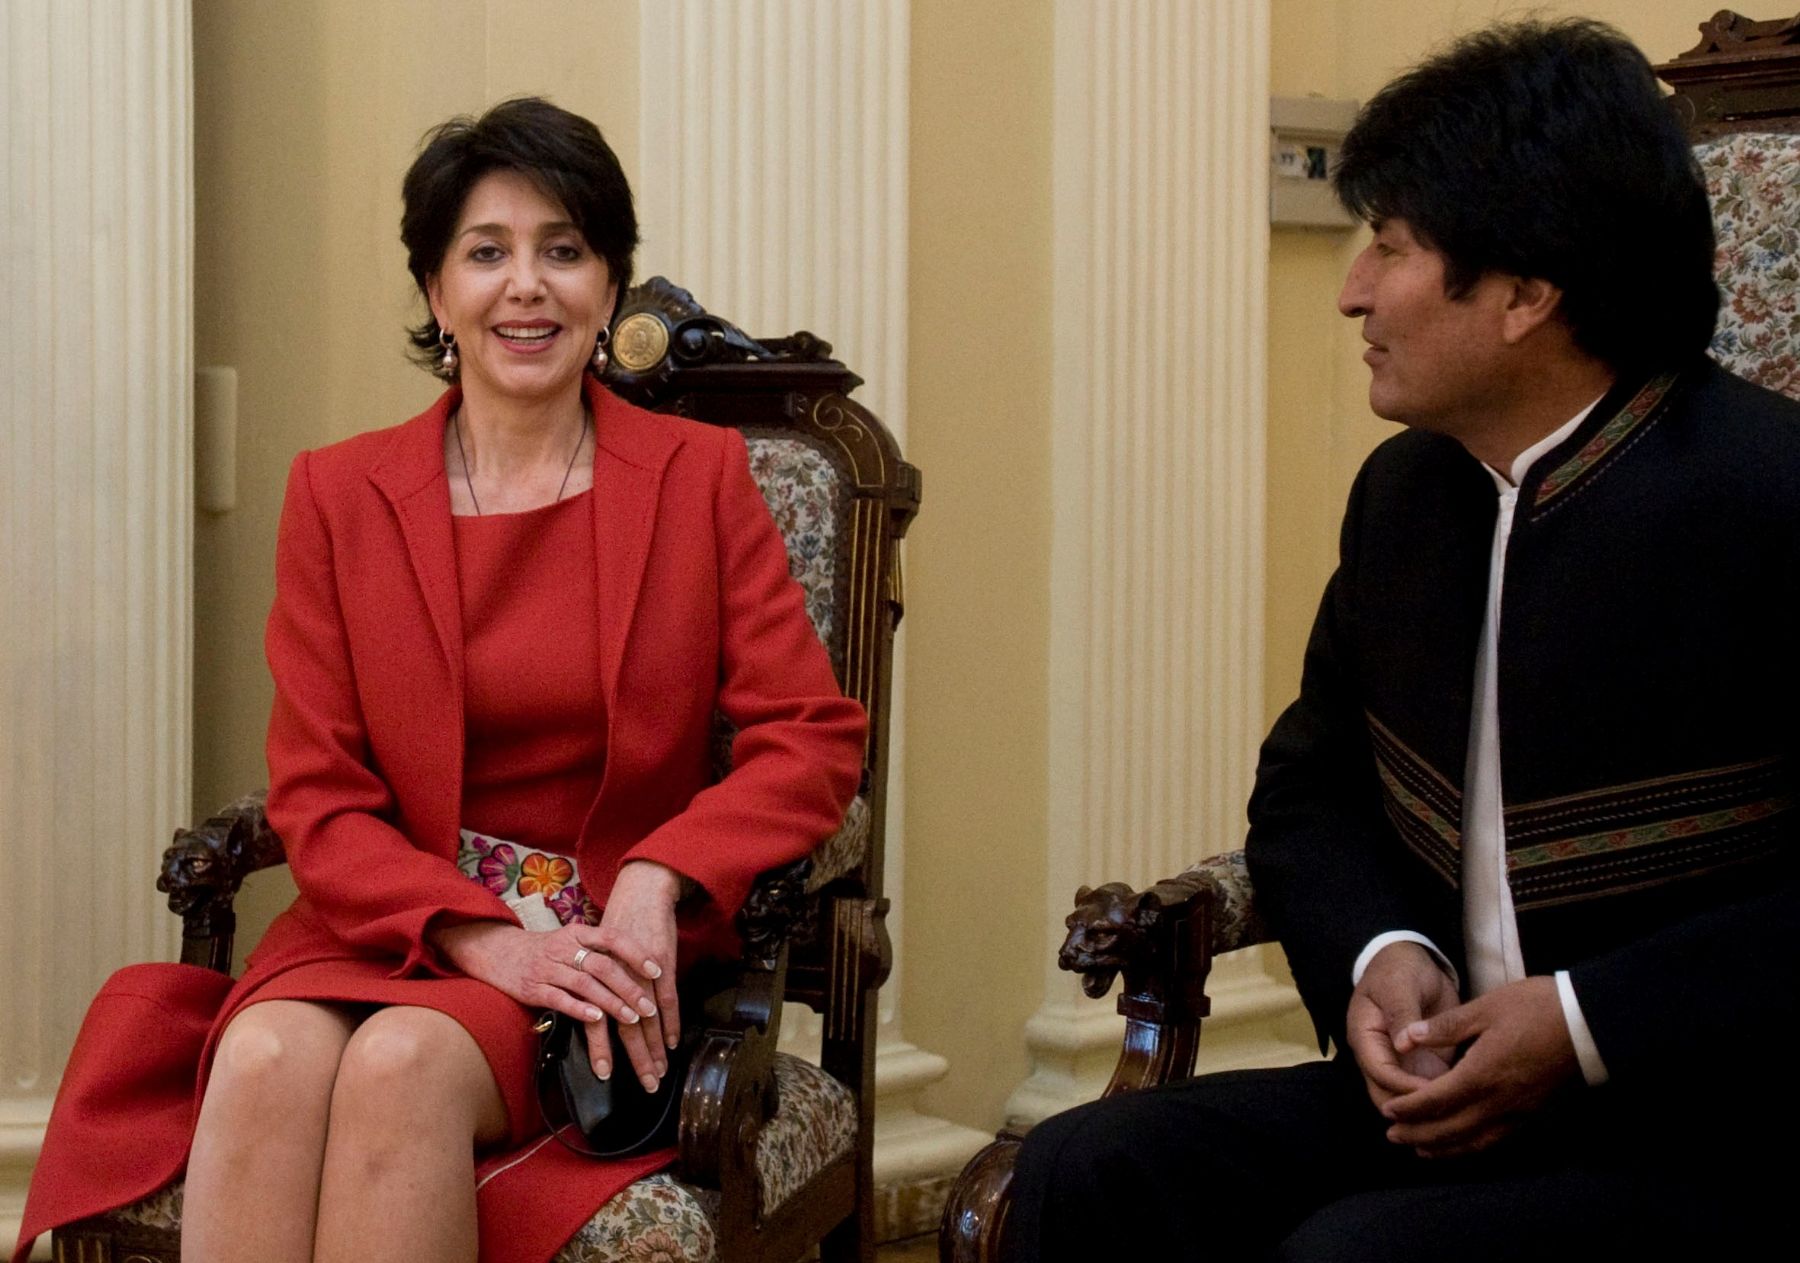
[201, 1001, 356, 1136]
[211, 1002, 355, 1092]
[330, 1008, 500, 1136]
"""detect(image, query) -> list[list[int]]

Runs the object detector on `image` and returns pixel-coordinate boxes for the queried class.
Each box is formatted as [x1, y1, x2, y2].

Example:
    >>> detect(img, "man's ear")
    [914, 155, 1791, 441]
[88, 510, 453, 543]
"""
[1499, 275, 1564, 345]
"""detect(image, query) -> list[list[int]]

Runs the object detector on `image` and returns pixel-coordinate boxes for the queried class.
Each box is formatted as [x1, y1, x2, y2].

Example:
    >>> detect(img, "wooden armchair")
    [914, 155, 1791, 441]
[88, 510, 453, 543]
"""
[54, 278, 921, 1263]
[939, 11, 1800, 1259]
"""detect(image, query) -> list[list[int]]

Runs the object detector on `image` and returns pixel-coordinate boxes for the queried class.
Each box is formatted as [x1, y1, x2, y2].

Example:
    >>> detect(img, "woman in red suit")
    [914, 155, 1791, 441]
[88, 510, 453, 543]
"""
[15, 98, 864, 1263]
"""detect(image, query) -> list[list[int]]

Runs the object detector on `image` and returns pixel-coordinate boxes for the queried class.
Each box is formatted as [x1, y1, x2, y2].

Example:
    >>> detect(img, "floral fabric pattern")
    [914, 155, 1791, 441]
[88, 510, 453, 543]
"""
[803, 794, 870, 893]
[558, 1172, 720, 1263]
[107, 1182, 184, 1230]
[458, 830, 600, 927]
[556, 1052, 855, 1261]
[1177, 850, 1269, 956]
[745, 436, 846, 673]
[1698, 132, 1800, 400]
[748, 1052, 856, 1213]
[98, 1054, 858, 1262]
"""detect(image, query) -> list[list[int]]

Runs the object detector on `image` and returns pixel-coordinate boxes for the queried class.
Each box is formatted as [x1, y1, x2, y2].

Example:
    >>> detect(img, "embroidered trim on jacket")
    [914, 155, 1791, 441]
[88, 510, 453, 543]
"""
[1504, 755, 1791, 910]
[1531, 371, 1680, 509]
[1366, 712, 1462, 887]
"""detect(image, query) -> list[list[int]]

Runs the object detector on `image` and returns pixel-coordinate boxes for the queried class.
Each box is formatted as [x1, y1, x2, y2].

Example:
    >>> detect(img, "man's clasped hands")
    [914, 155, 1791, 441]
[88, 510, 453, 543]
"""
[1348, 942, 1580, 1159]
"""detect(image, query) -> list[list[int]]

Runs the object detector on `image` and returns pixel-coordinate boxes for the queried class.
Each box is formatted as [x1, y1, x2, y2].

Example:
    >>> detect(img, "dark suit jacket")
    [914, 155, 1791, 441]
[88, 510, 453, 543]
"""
[1246, 358, 1800, 1094]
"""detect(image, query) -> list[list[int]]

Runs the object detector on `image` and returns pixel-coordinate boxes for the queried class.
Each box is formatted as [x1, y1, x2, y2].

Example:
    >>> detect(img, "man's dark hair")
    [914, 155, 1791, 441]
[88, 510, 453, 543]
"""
[400, 97, 639, 379]
[1334, 19, 1718, 373]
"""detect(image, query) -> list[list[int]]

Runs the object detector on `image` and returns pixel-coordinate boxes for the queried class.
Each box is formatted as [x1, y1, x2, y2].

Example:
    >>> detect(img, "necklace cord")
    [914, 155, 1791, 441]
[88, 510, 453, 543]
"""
[453, 409, 589, 517]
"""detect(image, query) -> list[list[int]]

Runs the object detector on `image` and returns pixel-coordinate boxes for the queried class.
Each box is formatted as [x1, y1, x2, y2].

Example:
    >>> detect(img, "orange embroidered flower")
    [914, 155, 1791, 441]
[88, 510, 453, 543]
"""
[517, 852, 575, 897]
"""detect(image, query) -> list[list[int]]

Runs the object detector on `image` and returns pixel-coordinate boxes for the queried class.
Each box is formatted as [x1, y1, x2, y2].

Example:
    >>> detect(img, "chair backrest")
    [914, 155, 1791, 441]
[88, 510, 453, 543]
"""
[1658, 10, 1800, 399]
[601, 277, 920, 1018]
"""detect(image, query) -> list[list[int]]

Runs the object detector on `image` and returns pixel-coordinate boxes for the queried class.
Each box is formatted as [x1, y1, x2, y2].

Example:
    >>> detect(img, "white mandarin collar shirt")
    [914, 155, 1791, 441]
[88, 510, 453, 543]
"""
[1352, 397, 1611, 1086]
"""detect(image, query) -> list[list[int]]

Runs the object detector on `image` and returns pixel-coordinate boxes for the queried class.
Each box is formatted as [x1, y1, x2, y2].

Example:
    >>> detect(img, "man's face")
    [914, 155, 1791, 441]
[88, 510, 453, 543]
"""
[1337, 218, 1515, 434]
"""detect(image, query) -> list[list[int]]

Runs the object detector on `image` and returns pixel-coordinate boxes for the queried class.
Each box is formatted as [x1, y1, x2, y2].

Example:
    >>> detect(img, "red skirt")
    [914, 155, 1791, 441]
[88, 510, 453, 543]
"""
[13, 914, 677, 1263]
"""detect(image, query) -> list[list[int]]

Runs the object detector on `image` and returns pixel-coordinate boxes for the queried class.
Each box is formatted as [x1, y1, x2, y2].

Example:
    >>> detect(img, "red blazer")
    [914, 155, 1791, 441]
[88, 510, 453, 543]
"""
[12, 381, 866, 1263]
[259, 377, 867, 975]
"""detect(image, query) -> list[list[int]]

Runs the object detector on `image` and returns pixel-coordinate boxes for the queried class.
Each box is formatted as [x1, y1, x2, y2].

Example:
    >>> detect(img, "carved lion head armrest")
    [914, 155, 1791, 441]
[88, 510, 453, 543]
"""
[156, 790, 287, 972]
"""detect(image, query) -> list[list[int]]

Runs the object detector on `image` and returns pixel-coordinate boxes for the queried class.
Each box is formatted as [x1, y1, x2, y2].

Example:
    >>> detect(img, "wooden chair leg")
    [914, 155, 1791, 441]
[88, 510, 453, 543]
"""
[938, 1134, 1023, 1263]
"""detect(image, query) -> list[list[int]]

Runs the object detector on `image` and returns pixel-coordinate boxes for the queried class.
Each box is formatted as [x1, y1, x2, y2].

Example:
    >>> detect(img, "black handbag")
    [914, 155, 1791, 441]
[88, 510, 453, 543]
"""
[534, 1011, 700, 1158]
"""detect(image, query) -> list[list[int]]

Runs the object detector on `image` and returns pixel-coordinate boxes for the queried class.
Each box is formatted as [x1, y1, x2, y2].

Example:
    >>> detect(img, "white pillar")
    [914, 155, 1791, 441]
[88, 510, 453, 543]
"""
[0, 0, 194, 1251]
[637, 0, 987, 1239]
[1005, 0, 1311, 1130]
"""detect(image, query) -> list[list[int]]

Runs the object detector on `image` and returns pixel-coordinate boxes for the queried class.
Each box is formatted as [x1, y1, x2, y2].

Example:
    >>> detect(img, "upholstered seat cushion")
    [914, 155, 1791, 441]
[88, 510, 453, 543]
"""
[93, 1053, 854, 1263]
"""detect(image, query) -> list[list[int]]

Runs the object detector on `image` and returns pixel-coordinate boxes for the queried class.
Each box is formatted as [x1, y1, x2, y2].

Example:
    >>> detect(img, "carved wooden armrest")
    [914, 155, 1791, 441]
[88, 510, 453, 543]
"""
[1058, 851, 1265, 999]
[942, 851, 1266, 1263]
[156, 790, 288, 974]
[677, 857, 811, 1189]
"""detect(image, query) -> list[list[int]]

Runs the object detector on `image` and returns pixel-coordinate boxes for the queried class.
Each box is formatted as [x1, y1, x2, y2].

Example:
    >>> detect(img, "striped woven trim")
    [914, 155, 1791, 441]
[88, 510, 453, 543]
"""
[1505, 756, 1791, 909]
[1366, 712, 1461, 887]
[1531, 371, 1679, 509]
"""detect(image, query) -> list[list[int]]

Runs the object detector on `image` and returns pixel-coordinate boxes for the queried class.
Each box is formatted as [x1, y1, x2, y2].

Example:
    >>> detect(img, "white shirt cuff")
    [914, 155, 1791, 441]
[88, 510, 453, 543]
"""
[1555, 969, 1610, 1086]
[1352, 931, 1461, 992]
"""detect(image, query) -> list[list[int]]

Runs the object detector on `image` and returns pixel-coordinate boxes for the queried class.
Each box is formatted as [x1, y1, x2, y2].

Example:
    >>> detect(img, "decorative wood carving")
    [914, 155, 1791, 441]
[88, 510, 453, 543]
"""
[1061, 876, 1214, 1096]
[604, 277, 850, 408]
[737, 858, 816, 969]
[1656, 9, 1800, 137]
[157, 792, 283, 973]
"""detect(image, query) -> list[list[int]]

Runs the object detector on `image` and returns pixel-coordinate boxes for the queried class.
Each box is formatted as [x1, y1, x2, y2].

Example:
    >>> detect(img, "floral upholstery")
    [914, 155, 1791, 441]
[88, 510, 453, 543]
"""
[92, 1054, 853, 1263]
[1177, 850, 1269, 957]
[107, 1182, 183, 1231]
[744, 435, 847, 674]
[555, 1053, 854, 1261]
[804, 794, 869, 893]
[1697, 132, 1800, 400]
[560, 1172, 720, 1262]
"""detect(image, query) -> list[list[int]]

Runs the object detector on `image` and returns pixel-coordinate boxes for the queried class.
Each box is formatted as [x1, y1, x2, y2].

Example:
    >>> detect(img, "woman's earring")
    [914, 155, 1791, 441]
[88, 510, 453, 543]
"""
[438, 329, 458, 374]
[592, 327, 610, 374]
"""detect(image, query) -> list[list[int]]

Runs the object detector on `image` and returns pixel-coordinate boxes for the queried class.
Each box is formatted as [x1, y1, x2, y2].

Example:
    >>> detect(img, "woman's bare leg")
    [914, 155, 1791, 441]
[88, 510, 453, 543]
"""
[312, 1006, 509, 1263]
[181, 1000, 360, 1263]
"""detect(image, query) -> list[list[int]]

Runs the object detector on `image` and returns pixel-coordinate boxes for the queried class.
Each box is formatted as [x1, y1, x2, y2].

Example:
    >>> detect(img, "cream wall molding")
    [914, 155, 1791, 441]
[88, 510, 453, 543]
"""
[1006, 0, 1311, 1127]
[1, 0, 194, 1251]
[636, 0, 987, 1238]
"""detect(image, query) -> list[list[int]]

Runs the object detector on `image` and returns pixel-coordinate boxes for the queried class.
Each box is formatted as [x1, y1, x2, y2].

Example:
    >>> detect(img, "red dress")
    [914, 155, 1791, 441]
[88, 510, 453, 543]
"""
[14, 381, 867, 1263]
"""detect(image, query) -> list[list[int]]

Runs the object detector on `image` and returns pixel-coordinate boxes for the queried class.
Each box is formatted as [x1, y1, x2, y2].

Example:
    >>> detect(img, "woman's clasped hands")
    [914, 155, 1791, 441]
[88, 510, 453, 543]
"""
[435, 859, 684, 1091]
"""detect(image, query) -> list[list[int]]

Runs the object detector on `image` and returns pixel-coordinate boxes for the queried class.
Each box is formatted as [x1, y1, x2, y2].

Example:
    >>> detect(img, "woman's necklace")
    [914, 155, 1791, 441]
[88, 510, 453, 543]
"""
[452, 409, 589, 516]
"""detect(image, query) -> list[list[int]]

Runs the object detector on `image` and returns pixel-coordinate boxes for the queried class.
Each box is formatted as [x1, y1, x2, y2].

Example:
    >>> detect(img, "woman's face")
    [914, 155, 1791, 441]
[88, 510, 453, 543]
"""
[427, 168, 617, 408]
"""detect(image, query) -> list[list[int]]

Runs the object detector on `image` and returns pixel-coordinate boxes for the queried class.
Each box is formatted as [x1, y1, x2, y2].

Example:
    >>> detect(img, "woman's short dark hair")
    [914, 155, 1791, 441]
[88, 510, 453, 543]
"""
[400, 97, 639, 379]
[1333, 19, 1718, 374]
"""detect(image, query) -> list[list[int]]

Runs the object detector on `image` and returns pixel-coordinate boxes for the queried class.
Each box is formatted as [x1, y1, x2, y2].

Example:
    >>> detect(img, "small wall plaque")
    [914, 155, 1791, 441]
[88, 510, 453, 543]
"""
[1270, 95, 1360, 229]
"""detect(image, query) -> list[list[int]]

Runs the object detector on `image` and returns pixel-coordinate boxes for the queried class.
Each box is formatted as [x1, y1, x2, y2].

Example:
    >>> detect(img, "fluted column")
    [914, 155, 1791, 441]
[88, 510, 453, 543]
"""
[0, 0, 194, 1250]
[637, 0, 986, 1238]
[1005, 0, 1313, 1129]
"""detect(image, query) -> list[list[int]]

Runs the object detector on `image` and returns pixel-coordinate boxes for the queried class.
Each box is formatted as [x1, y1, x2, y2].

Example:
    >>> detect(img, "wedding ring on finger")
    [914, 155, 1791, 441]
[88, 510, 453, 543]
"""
[571, 947, 591, 971]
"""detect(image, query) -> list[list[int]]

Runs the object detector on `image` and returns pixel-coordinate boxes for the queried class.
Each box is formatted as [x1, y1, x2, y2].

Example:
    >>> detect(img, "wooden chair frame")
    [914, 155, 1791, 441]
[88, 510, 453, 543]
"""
[54, 277, 921, 1263]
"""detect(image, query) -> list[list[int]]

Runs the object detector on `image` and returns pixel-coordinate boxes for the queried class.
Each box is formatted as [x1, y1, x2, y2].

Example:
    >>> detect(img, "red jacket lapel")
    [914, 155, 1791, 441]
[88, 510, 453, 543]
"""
[366, 389, 466, 707]
[588, 380, 682, 707]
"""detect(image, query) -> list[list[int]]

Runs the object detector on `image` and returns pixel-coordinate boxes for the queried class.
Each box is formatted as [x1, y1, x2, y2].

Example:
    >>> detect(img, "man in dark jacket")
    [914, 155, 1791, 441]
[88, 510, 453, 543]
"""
[1005, 18, 1798, 1261]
